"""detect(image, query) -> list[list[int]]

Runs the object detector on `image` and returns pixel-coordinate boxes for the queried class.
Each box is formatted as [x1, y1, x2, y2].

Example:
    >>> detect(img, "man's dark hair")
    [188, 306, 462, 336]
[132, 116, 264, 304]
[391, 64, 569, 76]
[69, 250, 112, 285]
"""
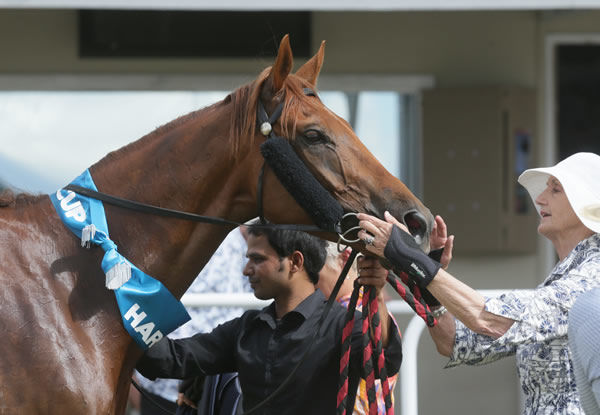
[247, 226, 327, 284]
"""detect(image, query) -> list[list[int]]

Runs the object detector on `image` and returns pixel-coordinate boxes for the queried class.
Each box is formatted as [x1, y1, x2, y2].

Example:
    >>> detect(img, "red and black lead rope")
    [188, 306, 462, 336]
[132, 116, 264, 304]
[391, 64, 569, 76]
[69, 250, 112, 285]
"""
[365, 285, 394, 414]
[337, 256, 437, 415]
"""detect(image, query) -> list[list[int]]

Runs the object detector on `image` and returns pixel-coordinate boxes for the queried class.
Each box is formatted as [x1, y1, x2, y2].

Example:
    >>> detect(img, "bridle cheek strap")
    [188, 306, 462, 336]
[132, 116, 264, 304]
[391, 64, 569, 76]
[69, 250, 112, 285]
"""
[256, 97, 344, 233]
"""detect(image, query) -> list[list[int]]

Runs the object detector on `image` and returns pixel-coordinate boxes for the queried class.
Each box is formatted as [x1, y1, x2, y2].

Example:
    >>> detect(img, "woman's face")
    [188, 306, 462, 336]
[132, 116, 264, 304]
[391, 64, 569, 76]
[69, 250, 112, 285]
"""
[535, 176, 584, 239]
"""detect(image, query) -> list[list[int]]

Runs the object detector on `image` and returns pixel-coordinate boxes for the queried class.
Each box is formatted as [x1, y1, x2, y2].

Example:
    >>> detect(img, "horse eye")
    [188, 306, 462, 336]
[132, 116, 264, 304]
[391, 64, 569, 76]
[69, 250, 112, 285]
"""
[303, 129, 326, 143]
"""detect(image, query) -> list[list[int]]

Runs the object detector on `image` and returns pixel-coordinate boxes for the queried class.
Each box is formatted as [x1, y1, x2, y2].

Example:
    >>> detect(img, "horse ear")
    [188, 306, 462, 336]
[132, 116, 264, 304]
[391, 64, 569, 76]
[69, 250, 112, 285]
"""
[266, 35, 294, 93]
[295, 40, 325, 86]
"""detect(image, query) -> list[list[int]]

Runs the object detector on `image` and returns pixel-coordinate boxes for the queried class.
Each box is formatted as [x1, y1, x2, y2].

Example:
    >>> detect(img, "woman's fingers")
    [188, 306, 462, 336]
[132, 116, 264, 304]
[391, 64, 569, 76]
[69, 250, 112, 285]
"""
[358, 215, 394, 236]
[440, 235, 454, 269]
[358, 214, 391, 237]
[357, 229, 384, 256]
[356, 213, 394, 256]
[384, 211, 405, 229]
[435, 215, 448, 238]
[430, 215, 448, 251]
[358, 218, 380, 237]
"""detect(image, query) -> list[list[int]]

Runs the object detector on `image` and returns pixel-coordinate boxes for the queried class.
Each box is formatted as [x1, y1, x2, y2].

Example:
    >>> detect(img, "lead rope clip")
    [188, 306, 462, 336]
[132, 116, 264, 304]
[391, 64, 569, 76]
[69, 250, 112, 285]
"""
[337, 212, 363, 245]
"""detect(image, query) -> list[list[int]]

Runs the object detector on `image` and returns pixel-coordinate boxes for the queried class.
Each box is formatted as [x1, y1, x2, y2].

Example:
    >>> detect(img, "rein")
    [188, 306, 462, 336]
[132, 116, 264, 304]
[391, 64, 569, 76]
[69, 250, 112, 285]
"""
[64, 183, 325, 234]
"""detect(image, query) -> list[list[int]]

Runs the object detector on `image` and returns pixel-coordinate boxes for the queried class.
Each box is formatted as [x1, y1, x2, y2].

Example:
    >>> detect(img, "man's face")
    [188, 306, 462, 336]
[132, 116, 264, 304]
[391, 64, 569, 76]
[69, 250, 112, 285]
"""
[243, 234, 291, 300]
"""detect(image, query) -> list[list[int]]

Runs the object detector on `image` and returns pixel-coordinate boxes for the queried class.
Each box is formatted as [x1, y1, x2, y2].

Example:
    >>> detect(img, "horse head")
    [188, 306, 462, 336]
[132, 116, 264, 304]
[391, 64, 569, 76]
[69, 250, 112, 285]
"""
[249, 35, 434, 250]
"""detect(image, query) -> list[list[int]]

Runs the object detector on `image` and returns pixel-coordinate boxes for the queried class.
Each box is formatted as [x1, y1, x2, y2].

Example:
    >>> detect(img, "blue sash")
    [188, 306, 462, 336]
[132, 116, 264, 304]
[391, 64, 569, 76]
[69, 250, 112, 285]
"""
[50, 170, 190, 349]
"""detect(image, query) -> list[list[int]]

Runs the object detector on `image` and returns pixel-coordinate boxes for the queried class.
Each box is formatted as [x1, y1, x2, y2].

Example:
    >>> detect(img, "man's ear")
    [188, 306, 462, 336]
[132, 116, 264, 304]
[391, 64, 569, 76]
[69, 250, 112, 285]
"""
[289, 251, 304, 274]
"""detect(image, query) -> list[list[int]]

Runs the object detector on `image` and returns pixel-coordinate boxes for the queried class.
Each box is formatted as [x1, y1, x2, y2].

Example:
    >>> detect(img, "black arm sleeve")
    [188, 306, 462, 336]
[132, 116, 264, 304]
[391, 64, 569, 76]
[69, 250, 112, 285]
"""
[136, 317, 241, 380]
[383, 225, 441, 288]
[418, 248, 444, 307]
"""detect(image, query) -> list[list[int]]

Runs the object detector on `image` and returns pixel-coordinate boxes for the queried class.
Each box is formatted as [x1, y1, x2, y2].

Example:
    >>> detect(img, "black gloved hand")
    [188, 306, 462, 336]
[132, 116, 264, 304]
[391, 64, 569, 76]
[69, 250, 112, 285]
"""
[384, 225, 441, 288]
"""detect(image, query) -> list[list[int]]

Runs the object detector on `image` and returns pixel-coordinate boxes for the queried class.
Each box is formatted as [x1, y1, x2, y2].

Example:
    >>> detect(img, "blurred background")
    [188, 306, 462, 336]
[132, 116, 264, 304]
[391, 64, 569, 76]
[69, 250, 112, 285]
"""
[1, 1, 600, 413]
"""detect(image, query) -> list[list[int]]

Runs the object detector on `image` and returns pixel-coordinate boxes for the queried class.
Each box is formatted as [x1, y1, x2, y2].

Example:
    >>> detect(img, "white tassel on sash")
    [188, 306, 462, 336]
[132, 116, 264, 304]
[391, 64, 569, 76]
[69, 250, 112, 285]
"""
[105, 262, 132, 290]
[81, 224, 97, 248]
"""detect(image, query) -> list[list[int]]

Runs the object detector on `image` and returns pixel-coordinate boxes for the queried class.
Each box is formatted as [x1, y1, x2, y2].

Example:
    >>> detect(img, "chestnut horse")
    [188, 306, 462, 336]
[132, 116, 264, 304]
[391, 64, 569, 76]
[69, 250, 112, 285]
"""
[0, 36, 433, 414]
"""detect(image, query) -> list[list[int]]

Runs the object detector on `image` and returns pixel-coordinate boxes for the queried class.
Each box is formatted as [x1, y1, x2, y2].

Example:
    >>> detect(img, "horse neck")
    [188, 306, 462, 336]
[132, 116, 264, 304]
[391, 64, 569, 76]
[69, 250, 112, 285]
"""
[88, 101, 260, 297]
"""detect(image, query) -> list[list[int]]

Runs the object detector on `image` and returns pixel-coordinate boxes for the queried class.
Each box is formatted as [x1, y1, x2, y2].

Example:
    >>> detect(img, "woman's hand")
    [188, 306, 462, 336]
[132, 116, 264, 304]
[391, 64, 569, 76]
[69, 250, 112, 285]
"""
[360, 211, 455, 270]
[429, 215, 454, 270]
[357, 211, 407, 257]
[358, 211, 441, 288]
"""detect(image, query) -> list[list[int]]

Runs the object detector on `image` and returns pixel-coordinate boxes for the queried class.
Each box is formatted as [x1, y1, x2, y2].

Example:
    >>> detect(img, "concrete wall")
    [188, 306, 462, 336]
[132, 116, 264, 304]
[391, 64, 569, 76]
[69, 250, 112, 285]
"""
[0, 10, 540, 84]
[1, 8, 598, 414]
[314, 11, 538, 87]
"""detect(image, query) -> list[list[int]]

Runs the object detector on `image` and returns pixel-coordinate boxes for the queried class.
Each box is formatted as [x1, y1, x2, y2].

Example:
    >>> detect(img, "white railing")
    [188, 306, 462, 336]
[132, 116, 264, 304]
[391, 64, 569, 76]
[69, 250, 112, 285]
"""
[182, 289, 512, 415]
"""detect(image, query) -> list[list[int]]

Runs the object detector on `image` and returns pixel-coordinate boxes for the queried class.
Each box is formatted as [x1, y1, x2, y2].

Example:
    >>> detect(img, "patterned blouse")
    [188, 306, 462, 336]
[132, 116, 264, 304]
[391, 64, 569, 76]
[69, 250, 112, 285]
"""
[447, 233, 600, 415]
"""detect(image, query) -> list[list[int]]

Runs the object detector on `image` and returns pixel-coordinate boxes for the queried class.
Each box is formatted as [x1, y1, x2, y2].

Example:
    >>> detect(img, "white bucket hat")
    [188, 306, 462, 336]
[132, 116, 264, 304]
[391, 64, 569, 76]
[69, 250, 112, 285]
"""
[518, 152, 600, 234]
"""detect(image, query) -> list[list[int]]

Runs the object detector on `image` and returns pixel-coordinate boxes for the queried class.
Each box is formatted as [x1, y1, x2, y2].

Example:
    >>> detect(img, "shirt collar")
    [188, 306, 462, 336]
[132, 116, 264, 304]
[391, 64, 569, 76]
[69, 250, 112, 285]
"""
[254, 289, 325, 329]
[547, 233, 600, 281]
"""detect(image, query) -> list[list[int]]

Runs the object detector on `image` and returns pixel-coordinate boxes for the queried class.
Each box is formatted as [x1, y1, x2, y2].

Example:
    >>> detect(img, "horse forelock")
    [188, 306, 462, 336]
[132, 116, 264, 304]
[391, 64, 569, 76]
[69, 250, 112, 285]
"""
[229, 68, 326, 159]
[228, 66, 278, 160]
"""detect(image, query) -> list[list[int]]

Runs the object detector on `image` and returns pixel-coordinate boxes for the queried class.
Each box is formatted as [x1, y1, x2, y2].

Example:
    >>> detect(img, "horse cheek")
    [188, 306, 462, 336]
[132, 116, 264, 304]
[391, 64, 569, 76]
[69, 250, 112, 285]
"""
[262, 171, 313, 226]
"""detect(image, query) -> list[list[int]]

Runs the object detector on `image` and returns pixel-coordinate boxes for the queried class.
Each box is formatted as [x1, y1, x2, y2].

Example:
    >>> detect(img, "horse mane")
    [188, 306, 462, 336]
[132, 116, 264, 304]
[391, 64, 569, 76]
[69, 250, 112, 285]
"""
[99, 67, 322, 165]
[0, 188, 46, 207]
[99, 100, 222, 166]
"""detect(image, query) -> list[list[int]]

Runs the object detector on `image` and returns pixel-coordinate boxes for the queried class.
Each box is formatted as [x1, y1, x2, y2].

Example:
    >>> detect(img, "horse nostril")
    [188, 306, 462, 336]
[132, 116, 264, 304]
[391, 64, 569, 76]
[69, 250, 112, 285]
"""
[403, 211, 428, 246]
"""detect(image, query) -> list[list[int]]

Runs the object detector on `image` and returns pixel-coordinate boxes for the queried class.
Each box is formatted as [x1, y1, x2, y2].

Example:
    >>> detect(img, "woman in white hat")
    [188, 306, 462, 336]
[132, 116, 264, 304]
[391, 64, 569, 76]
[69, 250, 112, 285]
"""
[356, 152, 600, 414]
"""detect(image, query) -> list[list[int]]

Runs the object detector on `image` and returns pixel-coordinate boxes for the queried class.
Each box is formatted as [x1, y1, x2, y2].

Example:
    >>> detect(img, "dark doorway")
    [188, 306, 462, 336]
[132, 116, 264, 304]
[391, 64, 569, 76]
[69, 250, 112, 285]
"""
[557, 45, 600, 160]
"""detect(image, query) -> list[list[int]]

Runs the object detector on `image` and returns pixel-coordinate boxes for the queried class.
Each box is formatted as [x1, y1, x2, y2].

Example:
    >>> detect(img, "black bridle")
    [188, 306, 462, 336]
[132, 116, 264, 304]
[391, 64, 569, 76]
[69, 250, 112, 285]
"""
[255, 92, 284, 225]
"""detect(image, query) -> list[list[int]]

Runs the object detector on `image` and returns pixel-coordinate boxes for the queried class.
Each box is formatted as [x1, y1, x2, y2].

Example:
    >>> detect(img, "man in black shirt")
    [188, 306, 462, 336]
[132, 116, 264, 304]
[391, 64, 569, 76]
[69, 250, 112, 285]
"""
[136, 227, 403, 414]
